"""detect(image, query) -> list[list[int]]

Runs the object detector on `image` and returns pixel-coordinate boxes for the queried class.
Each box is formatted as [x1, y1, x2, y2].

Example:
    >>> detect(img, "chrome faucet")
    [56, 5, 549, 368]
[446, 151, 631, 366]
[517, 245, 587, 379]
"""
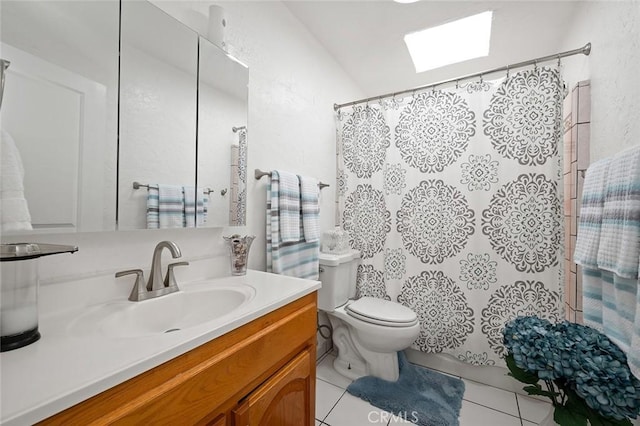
[115, 241, 189, 302]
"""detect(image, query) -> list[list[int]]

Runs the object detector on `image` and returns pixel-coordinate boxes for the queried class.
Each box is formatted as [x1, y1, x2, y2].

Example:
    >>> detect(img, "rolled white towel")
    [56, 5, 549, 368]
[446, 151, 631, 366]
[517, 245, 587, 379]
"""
[1, 130, 32, 232]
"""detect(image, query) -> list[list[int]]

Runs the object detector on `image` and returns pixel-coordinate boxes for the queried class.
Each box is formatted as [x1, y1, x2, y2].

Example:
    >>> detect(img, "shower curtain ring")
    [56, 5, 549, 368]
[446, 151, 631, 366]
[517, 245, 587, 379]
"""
[479, 74, 483, 83]
[534, 60, 538, 70]
[455, 80, 459, 89]
[557, 55, 562, 67]
[506, 65, 510, 78]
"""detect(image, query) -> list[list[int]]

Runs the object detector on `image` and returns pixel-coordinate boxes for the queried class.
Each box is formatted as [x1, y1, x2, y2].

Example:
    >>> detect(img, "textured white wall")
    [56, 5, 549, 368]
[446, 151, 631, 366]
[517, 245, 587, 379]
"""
[560, 1, 640, 162]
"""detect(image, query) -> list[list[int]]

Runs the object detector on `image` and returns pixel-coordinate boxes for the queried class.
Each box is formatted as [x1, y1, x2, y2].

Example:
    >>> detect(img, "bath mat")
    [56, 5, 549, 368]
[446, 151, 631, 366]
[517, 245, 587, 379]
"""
[346, 352, 465, 426]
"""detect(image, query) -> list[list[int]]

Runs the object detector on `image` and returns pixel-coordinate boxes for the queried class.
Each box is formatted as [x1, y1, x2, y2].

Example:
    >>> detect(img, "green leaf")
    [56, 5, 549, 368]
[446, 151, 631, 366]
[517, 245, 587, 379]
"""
[522, 385, 559, 400]
[553, 405, 588, 426]
[505, 354, 539, 384]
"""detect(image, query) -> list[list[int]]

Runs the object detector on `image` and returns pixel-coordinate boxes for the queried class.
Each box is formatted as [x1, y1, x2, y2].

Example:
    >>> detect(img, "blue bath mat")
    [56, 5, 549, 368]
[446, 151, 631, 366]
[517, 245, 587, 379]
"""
[346, 352, 465, 426]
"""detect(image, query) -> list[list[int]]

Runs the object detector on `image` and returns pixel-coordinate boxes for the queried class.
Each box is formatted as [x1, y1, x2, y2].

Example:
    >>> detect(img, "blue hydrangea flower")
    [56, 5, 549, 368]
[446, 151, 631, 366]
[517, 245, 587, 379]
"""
[502, 316, 640, 421]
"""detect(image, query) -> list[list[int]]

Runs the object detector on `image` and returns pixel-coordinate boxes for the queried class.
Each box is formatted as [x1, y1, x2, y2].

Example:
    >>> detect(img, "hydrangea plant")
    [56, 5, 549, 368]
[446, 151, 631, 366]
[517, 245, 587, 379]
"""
[503, 316, 640, 426]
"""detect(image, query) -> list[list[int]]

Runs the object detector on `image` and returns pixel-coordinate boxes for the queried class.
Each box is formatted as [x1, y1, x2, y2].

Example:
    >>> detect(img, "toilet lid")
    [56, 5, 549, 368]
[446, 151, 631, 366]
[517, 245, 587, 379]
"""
[345, 297, 418, 327]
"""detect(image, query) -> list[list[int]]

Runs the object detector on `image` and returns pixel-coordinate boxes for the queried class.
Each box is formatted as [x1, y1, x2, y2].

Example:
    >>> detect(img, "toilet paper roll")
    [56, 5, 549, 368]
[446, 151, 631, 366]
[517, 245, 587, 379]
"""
[207, 5, 227, 51]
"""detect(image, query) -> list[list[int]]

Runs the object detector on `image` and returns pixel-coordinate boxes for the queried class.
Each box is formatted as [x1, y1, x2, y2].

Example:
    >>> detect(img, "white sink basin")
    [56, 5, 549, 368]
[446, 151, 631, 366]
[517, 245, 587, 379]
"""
[67, 283, 255, 338]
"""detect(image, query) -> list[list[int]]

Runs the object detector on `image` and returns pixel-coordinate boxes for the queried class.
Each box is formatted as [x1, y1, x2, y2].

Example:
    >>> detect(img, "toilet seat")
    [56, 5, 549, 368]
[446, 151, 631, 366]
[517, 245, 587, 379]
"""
[345, 297, 418, 328]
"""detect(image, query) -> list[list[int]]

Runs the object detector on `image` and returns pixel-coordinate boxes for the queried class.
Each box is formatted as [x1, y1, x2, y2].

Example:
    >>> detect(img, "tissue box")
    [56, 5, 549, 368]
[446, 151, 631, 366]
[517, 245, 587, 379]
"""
[321, 226, 350, 254]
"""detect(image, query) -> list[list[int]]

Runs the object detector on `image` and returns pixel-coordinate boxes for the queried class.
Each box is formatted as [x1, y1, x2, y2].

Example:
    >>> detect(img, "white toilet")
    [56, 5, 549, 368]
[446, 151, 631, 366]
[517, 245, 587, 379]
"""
[318, 250, 420, 382]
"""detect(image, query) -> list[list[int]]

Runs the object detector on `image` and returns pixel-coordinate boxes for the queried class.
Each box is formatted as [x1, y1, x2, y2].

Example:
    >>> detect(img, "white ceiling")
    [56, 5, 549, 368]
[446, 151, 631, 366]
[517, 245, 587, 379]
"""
[283, 1, 582, 100]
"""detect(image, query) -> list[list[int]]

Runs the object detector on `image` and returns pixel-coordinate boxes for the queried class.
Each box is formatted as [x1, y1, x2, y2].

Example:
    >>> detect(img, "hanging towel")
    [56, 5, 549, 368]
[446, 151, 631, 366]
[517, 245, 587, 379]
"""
[582, 265, 640, 380]
[298, 174, 320, 242]
[266, 170, 320, 280]
[184, 186, 206, 228]
[1, 130, 33, 232]
[575, 144, 640, 381]
[596, 145, 640, 278]
[146, 186, 160, 229]
[276, 170, 301, 243]
[158, 184, 184, 228]
[574, 157, 611, 269]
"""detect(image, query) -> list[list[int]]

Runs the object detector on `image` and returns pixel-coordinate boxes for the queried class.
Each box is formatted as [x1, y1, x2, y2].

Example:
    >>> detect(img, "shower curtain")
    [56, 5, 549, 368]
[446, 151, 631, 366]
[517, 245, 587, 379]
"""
[335, 67, 565, 365]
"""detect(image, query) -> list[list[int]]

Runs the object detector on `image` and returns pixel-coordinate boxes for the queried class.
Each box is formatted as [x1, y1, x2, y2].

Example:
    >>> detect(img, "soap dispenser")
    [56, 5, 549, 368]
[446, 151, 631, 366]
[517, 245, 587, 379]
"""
[1, 243, 77, 352]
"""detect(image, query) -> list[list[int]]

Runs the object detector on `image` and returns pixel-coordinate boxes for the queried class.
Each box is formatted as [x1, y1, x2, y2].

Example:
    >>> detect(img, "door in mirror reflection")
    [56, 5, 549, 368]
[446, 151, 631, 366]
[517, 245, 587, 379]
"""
[117, 1, 198, 230]
[0, 1, 119, 233]
[197, 37, 249, 227]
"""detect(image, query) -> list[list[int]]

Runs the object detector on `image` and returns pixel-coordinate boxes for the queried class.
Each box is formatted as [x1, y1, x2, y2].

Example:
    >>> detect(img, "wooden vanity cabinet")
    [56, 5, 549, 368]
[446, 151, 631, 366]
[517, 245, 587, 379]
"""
[40, 293, 317, 426]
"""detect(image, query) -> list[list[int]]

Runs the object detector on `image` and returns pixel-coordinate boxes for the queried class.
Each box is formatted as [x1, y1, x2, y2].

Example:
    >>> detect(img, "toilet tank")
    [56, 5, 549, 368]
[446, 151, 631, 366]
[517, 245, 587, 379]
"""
[318, 250, 360, 311]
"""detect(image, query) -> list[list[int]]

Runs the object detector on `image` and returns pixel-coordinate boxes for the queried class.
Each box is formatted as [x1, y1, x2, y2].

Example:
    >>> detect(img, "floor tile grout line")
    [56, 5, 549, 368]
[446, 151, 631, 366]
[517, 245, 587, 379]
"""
[462, 399, 522, 420]
[515, 393, 553, 423]
[316, 375, 349, 390]
[515, 392, 524, 426]
[320, 388, 347, 423]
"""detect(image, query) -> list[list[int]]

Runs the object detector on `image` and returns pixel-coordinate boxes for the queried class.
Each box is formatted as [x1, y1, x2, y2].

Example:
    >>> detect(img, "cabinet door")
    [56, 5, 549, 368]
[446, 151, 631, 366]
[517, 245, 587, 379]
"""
[232, 349, 314, 426]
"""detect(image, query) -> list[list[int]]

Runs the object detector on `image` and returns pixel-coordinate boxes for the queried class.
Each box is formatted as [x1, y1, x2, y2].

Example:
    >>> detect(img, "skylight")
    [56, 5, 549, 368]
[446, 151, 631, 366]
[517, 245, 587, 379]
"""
[404, 11, 493, 73]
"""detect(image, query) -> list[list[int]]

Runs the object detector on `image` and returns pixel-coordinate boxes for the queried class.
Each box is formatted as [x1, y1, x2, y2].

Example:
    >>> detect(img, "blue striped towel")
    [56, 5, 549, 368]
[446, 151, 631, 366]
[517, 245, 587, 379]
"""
[276, 170, 302, 243]
[597, 145, 640, 278]
[575, 144, 640, 380]
[147, 186, 160, 229]
[266, 171, 319, 280]
[184, 186, 207, 228]
[574, 157, 611, 269]
[298, 174, 320, 242]
[158, 184, 184, 228]
[582, 266, 640, 380]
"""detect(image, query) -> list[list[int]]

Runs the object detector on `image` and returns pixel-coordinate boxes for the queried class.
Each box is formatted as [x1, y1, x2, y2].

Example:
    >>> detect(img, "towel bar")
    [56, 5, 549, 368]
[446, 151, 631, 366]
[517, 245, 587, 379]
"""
[254, 169, 330, 189]
[132, 181, 218, 195]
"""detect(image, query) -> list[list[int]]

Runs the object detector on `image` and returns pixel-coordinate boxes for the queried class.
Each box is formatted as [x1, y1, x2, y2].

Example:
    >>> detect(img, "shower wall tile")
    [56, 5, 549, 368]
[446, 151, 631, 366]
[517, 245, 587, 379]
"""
[563, 81, 590, 321]
[570, 125, 578, 163]
[571, 86, 579, 129]
[577, 124, 591, 170]
[578, 81, 591, 124]
[576, 267, 583, 311]
[571, 163, 577, 199]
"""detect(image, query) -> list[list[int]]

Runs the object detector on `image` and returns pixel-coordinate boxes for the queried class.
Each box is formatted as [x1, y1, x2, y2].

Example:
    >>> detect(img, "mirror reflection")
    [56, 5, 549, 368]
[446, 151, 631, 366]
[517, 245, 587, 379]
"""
[117, 1, 198, 230]
[197, 37, 249, 227]
[0, 0, 119, 233]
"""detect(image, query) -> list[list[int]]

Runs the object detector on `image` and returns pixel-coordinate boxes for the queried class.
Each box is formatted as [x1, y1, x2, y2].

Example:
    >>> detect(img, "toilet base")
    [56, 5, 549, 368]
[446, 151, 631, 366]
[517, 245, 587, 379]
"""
[333, 354, 367, 381]
[328, 313, 403, 382]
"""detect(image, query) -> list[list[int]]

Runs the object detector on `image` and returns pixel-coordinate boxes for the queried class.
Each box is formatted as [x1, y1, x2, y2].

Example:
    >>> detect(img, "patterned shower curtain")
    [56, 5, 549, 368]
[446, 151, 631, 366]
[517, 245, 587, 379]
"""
[335, 67, 565, 366]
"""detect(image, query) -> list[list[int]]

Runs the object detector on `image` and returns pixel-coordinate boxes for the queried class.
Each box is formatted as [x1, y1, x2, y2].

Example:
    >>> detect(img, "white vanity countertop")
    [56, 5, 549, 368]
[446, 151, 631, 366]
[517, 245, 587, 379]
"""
[0, 270, 320, 425]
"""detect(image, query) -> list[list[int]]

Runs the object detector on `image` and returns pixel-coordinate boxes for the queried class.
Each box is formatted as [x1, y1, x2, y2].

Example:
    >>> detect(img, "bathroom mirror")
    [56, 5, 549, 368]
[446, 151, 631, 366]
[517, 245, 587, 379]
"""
[0, 0, 249, 233]
[0, 0, 119, 233]
[117, 0, 198, 230]
[197, 37, 249, 227]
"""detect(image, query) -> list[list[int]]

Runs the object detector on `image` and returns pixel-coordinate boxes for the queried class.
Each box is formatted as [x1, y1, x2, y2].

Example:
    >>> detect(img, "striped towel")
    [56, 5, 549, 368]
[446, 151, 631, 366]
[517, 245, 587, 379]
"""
[575, 144, 640, 380]
[574, 157, 611, 269]
[276, 170, 301, 243]
[158, 184, 184, 228]
[146, 186, 159, 229]
[184, 186, 207, 228]
[266, 171, 319, 280]
[582, 266, 640, 380]
[298, 174, 320, 242]
[597, 145, 640, 278]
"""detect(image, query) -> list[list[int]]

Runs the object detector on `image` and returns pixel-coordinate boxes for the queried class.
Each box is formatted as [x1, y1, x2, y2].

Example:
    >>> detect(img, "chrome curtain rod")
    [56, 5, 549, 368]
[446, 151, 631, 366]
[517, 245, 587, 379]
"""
[333, 42, 591, 111]
[254, 169, 330, 189]
[232, 126, 246, 133]
[132, 181, 216, 195]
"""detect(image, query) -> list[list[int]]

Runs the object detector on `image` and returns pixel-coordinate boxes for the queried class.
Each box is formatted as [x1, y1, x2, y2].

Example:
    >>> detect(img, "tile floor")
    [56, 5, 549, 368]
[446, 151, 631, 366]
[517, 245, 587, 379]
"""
[315, 352, 552, 426]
